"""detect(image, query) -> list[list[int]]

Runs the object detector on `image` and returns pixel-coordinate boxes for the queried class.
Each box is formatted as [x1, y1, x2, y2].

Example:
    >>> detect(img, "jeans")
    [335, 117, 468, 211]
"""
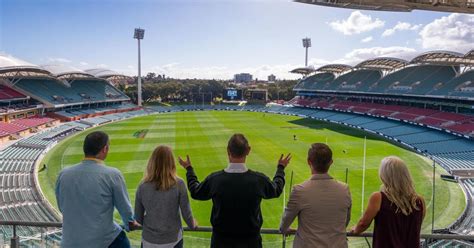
[109, 231, 131, 248]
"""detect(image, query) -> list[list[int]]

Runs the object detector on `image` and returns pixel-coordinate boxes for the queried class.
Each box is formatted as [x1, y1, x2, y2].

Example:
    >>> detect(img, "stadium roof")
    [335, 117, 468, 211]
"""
[410, 50, 473, 66]
[355, 57, 408, 70]
[290, 67, 316, 75]
[316, 64, 352, 74]
[294, 0, 474, 14]
[85, 68, 132, 80]
[464, 50, 474, 60]
[0, 54, 52, 78]
[40, 64, 95, 79]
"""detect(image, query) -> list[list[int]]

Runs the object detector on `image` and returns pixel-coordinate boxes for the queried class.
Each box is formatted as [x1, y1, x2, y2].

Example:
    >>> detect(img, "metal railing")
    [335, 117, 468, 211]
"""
[1, 221, 474, 248]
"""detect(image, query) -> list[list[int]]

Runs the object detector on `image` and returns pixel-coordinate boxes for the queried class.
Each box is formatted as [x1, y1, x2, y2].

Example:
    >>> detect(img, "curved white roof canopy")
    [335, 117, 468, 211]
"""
[356, 57, 408, 71]
[0, 54, 51, 77]
[410, 50, 470, 66]
[290, 67, 316, 75]
[85, 68, 132, 80]
[316, 64, 352, 74]
[464, 50, 474, 60]
[40, 64, 94, 79]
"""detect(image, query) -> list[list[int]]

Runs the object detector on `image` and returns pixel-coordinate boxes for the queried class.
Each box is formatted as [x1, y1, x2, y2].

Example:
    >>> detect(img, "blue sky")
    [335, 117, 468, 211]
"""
[1, 0, 472, 79]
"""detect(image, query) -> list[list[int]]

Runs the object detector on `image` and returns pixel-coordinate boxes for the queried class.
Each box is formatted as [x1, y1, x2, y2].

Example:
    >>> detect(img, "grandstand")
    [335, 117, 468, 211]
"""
[0, 54, 137, 143]
[290, 49, 474, 246]
[292, 50, 474, 137]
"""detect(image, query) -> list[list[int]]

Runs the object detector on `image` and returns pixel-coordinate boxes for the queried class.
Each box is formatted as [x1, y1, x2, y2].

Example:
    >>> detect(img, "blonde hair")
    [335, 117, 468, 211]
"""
[379, 156, 420, 216]
[143, 145, 177, 191]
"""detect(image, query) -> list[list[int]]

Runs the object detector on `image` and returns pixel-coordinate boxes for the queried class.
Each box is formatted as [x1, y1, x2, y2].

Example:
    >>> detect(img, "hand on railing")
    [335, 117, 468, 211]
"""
[282, 228, 297, 236]
[128, 220, 142, 231]
[191, 218, 199, 230]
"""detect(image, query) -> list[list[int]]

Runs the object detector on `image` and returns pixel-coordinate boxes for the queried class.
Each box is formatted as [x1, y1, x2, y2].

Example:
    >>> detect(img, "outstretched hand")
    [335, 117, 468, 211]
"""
[178, 155, 192, 169]
[278, 153, 292, 168]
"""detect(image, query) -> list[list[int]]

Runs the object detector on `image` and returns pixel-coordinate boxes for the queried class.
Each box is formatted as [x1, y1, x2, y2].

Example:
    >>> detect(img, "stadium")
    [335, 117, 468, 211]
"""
[1, 1, 473, 248]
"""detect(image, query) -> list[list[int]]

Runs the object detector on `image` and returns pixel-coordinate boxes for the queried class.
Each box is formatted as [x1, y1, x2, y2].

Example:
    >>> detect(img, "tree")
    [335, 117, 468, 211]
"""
[145, 72, 157, 81]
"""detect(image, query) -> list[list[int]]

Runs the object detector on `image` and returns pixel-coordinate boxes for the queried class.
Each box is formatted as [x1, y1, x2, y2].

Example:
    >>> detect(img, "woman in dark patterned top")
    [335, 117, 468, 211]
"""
[351, 156, 426, 248]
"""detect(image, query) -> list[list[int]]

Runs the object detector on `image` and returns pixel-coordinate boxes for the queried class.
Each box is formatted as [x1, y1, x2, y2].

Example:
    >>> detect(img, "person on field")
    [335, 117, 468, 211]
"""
[351, 156, 425, 248]
[179, 133, 291, 248]
[280, 143, 352, 248]
[135, 145, 197, 248]
[55, 131, 139, 248]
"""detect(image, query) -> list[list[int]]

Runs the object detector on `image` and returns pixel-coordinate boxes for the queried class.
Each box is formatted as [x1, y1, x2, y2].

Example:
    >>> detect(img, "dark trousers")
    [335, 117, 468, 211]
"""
[211, 233, 262, 248]
[109, 231, 130, 248]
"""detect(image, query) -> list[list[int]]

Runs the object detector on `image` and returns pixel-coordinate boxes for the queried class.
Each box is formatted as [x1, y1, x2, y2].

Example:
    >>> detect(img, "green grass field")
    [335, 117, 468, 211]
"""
[39, 111, 466, 247]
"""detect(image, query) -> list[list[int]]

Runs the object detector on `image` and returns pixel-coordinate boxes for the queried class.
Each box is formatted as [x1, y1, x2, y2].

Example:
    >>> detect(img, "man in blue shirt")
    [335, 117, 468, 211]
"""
[55, 131, 138, 248]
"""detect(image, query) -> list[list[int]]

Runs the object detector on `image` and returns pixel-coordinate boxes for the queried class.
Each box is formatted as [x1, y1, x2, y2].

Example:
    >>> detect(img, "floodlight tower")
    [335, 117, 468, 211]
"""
[134, 28, 145, 107]
[302, 37, 311, 67]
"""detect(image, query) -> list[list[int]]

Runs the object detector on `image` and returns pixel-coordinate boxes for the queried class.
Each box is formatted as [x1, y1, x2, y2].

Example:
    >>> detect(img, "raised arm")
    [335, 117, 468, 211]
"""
[279, 185, 300, 234]
[351, 192, 381, 234]
[185, 167, 213, 200]
[261, 154, 291, 199]
[112, 172, 135, 231]
[179, 155, 213, 200]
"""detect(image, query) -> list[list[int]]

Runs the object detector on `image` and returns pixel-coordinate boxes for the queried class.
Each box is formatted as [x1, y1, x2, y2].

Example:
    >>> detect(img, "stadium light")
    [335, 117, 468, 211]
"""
[134, 28, 145, 107]
[302, 37, 311, 67]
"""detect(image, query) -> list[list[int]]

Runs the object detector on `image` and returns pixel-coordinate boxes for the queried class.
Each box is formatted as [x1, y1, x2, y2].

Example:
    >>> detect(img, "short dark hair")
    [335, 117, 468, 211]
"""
[83, 131, 109, 157]
[227, 133, 249, 158]
[308, 143, 332, 173]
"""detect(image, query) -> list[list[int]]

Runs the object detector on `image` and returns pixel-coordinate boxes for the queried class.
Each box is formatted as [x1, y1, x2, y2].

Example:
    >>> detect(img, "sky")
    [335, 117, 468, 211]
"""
[0, 0, 473, 79]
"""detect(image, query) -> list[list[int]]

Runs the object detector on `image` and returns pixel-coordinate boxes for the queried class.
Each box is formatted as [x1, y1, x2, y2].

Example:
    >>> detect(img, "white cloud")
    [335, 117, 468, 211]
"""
[361, 36, 373, 43]
[120, 63, 302, 80]
[120, 46, 420, 80]
[96, 64, 108, 68]
[334, 46, 418, 65]
[79, 61, 89, 66]
[382, 22, 422, 37]
[47, 57, 71, 63]
[419, 13, 473, 52]
[307, 58, 332, 69]
[329, 11, 385, 35]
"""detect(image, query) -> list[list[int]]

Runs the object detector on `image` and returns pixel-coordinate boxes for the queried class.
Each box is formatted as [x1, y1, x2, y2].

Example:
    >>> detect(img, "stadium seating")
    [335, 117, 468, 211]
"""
[0, 85, 26, 100]
[326, 69, 382, 92]
[291, 98, 474, 136]
[429, 70, 474, 98]
[294, 65, 471, 99]
[0, 116, 55, 138]
[52, 103, 138, 120]
[293, 72, 335, 90]
[369, 65, 456, 95]
[13, 78, 128, 106]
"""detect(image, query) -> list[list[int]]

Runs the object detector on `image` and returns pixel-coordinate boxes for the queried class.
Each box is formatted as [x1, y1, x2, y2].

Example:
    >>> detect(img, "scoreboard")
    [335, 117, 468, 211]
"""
[223, 89, 242, 100]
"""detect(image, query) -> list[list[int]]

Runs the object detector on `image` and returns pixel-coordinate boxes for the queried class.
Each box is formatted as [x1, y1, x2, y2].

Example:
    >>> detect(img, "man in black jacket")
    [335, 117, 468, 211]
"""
[179, 133, 291, 248]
